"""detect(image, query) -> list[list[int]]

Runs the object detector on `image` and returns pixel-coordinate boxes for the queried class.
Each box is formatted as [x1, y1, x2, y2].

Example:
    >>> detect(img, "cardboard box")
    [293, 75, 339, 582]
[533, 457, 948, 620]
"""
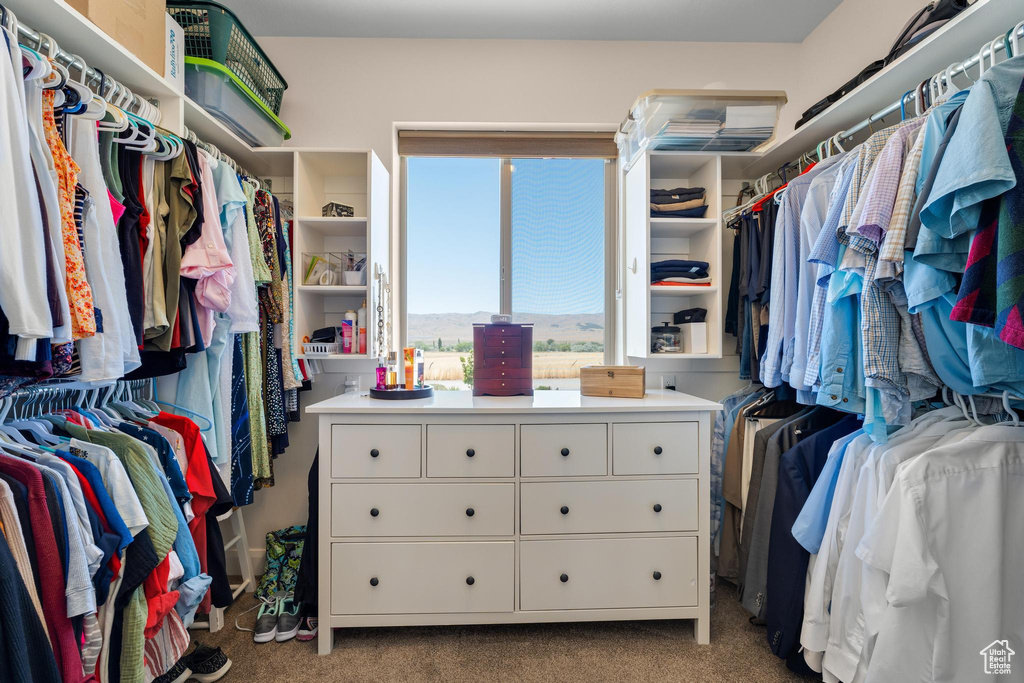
[69, 0, 166, 76]
[580, 365, 646, 399]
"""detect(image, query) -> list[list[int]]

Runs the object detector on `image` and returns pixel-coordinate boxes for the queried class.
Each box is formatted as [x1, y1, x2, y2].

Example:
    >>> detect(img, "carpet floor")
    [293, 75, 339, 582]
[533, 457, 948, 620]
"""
[190, 582, 808, 682]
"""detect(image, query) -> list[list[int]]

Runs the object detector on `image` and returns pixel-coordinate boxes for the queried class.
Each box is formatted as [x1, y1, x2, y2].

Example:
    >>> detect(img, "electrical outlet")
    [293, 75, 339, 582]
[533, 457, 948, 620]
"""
[661, 374, 677, 391]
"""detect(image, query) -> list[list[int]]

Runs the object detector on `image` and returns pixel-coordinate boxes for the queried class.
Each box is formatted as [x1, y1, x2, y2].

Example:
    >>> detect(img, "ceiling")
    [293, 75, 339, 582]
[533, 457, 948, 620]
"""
[226, 0, 841, 42]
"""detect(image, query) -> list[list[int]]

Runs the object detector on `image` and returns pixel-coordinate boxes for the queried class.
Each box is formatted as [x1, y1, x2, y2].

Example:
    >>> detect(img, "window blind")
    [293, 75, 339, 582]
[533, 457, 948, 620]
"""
[397, 130, 617, 158]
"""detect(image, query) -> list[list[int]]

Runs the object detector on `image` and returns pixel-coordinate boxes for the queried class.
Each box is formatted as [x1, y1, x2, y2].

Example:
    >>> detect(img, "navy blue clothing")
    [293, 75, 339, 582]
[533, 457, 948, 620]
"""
[0, 472, 40, 596]
[764, 413, 862, 671]
[114, 423, 191, 508]
[0, 533, 61, 683]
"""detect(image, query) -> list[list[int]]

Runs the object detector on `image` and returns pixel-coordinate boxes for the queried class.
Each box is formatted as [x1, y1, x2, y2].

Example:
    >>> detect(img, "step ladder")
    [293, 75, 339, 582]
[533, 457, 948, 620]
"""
[189, 507, 256, 633]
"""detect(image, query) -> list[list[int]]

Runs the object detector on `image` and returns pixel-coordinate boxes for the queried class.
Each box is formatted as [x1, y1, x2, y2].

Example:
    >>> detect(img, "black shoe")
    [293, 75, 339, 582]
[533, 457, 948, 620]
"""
[183, 644, 232, 683]
[152, 658, 191, 683]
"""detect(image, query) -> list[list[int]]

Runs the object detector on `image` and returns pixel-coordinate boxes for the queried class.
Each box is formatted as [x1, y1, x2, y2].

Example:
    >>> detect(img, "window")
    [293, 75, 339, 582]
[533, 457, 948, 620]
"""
[404, 154, 612, 390]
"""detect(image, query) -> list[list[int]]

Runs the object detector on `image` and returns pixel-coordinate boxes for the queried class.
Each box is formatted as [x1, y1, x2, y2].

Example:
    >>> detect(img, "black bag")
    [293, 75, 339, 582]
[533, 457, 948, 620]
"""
[885, 0, 970, 65]
[795, 0, 970, 130]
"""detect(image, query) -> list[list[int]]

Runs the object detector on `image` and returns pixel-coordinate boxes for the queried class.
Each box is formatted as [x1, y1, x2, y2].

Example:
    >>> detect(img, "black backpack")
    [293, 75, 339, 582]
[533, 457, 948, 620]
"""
[795, 0, 971, 129]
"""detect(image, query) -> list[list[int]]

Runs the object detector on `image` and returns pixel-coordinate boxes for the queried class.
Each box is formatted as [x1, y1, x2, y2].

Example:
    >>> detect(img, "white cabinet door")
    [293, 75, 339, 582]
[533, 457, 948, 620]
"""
[624, 156, 650, 358]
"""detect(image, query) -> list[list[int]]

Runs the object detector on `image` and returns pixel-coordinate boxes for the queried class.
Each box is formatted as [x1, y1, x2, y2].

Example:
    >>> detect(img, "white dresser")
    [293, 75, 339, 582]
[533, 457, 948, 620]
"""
[308, 389, 721, 654]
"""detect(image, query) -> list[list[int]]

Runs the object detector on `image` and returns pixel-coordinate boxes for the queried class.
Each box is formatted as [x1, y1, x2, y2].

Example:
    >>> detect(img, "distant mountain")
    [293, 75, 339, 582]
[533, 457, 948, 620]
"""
[408, 311, 605, 344]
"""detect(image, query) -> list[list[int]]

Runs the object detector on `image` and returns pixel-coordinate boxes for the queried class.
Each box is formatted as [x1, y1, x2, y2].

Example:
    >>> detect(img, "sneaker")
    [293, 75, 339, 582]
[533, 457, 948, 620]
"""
[152, 658, 191, 683]
[253, 598, 281, 643]
[296, 606, 318, 642]
[275, 597, 300, 642]
[183, 644, 232, 683]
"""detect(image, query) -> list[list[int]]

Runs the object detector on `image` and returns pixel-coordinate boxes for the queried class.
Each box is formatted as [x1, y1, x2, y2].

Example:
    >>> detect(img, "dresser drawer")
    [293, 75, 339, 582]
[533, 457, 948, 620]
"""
[520, 424, 607, 477]
[482, 335, 522, 349]
[474, 367, 532, 380]
[478, 356, 523, 369]
[331, 542, 514, 615]
[481, 346, 525, 359]
[474, 379, 533, 395]
[331, 483, 514, 537]
[426, 425, 515, 478]
[520, 480, 698, 534]
[519, 537, 698, 611]
[613, 422, 699, 475]
[331, 425, 420, 478]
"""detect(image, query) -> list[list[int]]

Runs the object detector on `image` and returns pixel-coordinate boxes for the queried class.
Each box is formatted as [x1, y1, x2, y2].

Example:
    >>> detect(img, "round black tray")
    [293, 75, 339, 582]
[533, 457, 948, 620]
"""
[369, 386, 435, 400]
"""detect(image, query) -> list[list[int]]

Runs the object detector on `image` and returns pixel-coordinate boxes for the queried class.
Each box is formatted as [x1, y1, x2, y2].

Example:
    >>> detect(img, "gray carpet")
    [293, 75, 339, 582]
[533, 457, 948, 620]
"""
[191, 582, 807, 682]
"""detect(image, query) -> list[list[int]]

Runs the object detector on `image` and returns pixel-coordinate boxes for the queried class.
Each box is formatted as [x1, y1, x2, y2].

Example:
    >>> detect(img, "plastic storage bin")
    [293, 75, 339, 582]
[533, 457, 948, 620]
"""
[616, 89, 788, 170]
[168, 1, 287, 115]
[184, 62, 290, 147]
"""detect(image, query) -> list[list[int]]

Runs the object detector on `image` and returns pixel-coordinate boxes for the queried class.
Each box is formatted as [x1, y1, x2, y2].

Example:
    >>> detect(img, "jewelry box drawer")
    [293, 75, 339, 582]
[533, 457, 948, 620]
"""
[478, 356, 523, 369]
[331, 483, 515, 537]
[613, 422, 699, 475]
[331, 425, 421, 478]
[520, 423, 607, 477]
[474, 367, 532, 380]
[474, 379, 533, 394]
[520, 480, 698, 534]
[481, 346, 527, 359]
[519, 537, 698, 611]
[331, 542, 514, 615]
[426, 424, 515, 478]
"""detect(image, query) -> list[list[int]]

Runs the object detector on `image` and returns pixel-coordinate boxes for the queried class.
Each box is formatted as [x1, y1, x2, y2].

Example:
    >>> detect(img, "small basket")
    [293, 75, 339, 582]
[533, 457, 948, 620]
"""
[302, 342, 341, 356]
[168, 1, 288, 116]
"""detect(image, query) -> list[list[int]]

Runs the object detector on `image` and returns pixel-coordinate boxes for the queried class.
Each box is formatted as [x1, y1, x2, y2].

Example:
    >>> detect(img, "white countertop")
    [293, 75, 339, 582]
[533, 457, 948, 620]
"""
[306, 389, 722, 414]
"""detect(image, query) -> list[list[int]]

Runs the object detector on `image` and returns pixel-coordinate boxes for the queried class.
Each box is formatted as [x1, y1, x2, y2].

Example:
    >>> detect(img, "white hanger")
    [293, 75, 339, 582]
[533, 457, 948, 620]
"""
[1012, 21, 1024, 58]
[1002, 391, 1020, 427]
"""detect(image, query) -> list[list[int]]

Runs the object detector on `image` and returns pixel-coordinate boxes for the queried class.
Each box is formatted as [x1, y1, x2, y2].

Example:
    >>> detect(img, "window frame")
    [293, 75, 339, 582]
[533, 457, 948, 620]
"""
[400, 154, 617, 368]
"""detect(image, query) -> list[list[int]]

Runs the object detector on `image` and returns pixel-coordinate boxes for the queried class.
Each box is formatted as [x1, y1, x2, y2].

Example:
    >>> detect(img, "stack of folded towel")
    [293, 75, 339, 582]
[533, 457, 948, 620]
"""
[650, 187, 707, 218]
[651, 259, 711, 286]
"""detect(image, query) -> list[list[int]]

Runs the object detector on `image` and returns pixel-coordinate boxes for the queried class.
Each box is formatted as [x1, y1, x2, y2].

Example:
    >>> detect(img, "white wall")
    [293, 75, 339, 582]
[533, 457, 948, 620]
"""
[236, 3, 930, 569]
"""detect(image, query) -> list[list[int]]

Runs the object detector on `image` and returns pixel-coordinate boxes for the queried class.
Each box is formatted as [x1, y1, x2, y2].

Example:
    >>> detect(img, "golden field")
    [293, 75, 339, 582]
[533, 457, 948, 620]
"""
[421, 351, 603, 381]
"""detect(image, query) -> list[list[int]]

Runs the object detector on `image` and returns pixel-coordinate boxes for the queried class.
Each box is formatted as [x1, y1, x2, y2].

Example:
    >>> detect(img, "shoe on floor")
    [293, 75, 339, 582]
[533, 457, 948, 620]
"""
[183, 644, 232, 683]
[276, 597, 301, 642]
[152, 658, 191, 683]
[296, 609, 318, 642]
[254, 598, 281, 643]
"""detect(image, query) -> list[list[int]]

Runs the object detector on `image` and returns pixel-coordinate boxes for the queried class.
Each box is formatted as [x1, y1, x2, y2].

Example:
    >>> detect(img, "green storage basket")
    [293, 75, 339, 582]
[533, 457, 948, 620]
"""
[168, 0, 288, 117]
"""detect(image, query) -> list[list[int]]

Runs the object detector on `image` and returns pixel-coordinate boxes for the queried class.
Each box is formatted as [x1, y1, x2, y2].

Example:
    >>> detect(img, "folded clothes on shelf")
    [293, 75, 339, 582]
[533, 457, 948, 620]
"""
[650, 186, 708, 218]
[651, 259, 710, 283]
[652, 276, 712, 285]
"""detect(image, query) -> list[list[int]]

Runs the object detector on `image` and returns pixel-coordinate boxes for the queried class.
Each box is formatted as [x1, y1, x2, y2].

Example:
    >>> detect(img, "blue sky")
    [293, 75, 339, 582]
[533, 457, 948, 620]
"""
[406, 157, 605, 316]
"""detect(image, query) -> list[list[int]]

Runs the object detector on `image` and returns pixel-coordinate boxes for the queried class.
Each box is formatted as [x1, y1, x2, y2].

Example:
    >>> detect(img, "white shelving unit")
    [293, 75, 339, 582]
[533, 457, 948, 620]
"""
[625, 152, 723, 360]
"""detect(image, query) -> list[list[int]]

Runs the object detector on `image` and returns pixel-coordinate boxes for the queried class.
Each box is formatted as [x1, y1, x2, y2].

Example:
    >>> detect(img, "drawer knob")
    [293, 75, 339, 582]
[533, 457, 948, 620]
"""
[653, 503, 662, 513]
[370, 507, 380, 517]
[466, 507, 475, 517]
[560, 447, 570, 457]
[560, 505, 569, 515]
[466, 576, 475, 586]
[370, 577, 379, 587]
[466, 448, 475, 458]
[370, 448, 380, 458]
[560, 573, 569, 583]
[653, 571, 662, 581]
[654, 446, 663, 455]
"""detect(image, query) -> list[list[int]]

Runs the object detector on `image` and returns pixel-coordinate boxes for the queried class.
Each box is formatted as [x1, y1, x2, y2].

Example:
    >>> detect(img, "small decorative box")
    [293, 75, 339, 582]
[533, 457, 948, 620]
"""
[580, 365, 646, 398]
[472, 322, 533, 397]
[322, 201, 355, 217]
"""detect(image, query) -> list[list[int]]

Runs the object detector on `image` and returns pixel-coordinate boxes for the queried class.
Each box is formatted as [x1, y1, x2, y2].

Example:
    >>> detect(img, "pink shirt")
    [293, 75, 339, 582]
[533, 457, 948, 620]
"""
[108, 190, 125, 225]
[180, 151, 235, 346]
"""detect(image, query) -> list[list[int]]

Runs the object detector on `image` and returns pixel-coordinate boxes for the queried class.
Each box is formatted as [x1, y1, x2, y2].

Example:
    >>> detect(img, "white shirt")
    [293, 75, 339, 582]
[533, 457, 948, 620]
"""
[0, 29, 53, 340]
[859, 425, 1024, 683]
[824, 410, 970, 682]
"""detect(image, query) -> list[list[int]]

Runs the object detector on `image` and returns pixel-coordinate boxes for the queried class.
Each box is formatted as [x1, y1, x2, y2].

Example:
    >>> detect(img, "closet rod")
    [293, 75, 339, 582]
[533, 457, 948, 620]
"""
[5, 10, 151, 117]
[833, 21, 1024, 145]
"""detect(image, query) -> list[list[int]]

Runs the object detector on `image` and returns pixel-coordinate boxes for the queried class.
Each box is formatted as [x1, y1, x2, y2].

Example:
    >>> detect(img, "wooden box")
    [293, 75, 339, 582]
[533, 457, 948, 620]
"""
[580, 366, 646, 399]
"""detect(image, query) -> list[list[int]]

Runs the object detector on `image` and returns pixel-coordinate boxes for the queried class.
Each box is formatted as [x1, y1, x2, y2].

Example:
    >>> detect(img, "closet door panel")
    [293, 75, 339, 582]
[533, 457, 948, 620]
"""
[624, 156, 651, 358]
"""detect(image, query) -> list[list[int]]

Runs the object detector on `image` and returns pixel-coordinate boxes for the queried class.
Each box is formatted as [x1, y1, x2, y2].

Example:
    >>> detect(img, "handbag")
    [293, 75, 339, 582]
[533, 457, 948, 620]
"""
[885, 0, 970, 65]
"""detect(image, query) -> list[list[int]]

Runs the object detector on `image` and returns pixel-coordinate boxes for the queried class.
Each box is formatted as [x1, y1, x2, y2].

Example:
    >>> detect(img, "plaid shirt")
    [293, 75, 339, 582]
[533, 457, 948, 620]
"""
[878, 126, 927, 272]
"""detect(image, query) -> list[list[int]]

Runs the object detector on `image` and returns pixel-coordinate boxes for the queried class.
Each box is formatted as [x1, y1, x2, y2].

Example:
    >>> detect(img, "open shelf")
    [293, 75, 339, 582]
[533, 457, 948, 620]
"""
[650, 218, 717, 238]
[297, 285, 368, 296]
[296, 354, 371, 360]
[298, 217, 369, 237]
[182, 96, 273, 174]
